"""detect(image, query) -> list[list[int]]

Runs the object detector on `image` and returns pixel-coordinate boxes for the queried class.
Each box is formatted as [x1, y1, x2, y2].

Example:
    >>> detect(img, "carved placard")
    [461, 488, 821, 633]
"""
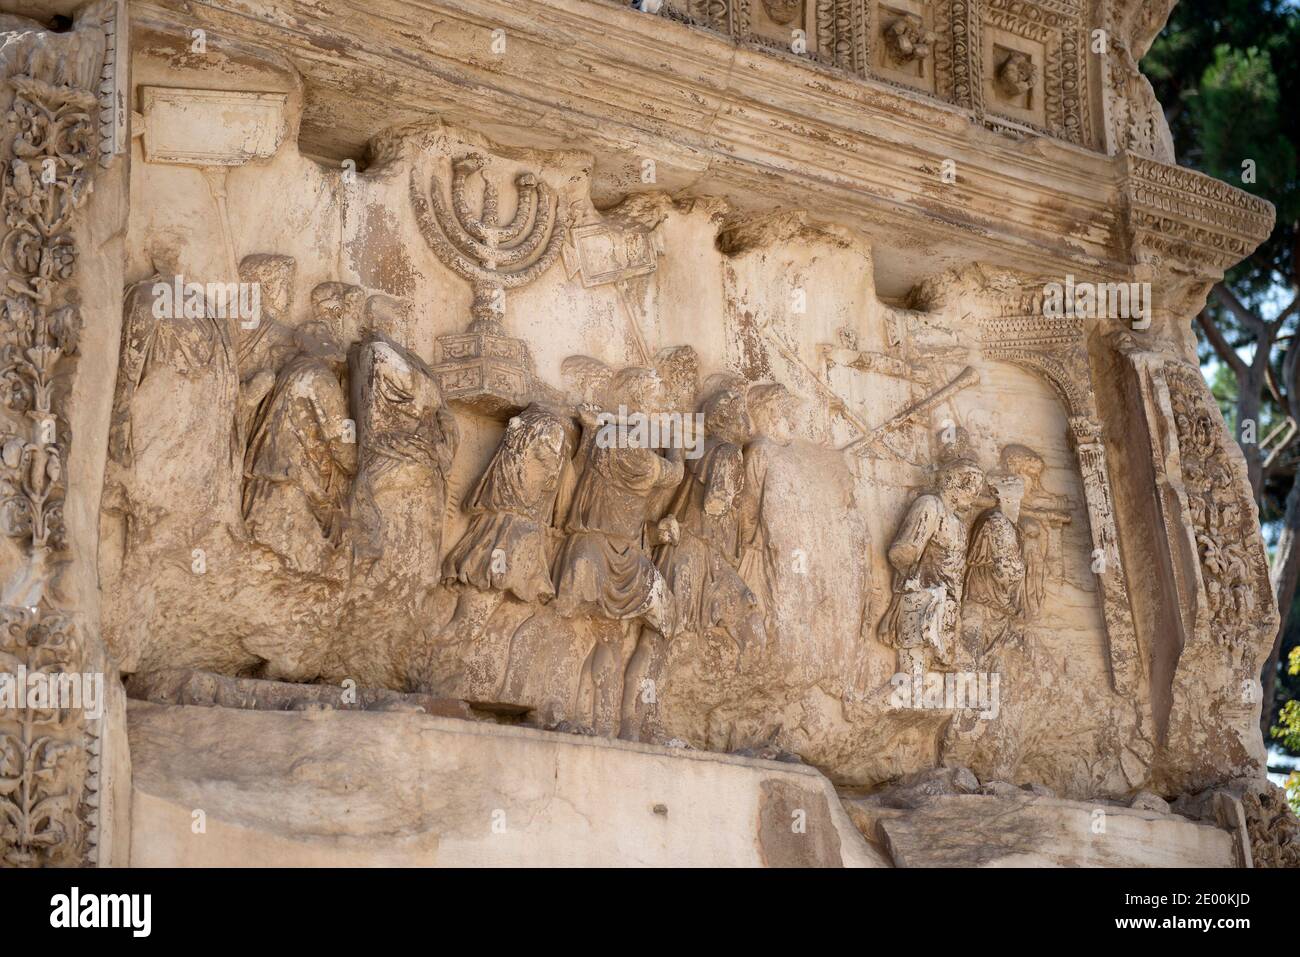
[565, 223, 661, 288]
[141, 87, 288, 166]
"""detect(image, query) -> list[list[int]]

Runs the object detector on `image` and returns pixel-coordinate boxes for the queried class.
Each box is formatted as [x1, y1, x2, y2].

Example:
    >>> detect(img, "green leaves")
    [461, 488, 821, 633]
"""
[1145, 0, 1300, 300]
[1196, 45, 1293, 190]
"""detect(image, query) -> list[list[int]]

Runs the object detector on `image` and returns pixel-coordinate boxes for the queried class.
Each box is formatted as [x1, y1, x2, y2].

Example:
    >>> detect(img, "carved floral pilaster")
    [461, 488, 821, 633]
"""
[1116, 335, 1278, 741]
[0, 0, 123, 868]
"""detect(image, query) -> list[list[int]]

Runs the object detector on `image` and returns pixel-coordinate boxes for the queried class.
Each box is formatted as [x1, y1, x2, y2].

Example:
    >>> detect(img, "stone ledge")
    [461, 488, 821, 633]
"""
[842, 792, 1246, 867]
[126, 700, 888, 867]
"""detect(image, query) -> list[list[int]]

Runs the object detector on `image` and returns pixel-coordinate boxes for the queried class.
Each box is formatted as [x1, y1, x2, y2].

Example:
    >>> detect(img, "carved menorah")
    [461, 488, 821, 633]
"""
[411, 152, 568, 333]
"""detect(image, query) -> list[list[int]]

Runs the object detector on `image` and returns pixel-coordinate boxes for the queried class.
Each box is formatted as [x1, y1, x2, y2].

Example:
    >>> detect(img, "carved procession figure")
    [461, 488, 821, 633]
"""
[420, 404, 575, 700]
[234, 253, 298, 441]
[348, 333, 458, 600]
[962, 468, 1028, 669]
[552, 365, 682, 734]
[623, 378, 766, 739]
[107, 265, 242, 534]
[879, 438, 985, 674]
[442, 404, 574, 604]
[241, 283, 361, 579]
[737, 382, 802, 622]
[654, 380, 762, 642]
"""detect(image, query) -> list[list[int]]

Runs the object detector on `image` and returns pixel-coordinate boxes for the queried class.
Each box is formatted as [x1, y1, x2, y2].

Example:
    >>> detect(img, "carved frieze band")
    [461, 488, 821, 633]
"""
[660, 0, 1093, 147]
[980, 313, 1139, 694]
[0, 0, 121, 868]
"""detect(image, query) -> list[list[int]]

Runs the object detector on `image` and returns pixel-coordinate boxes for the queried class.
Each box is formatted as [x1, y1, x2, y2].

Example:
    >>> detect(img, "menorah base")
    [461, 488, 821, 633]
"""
[431, 329, 535, 419]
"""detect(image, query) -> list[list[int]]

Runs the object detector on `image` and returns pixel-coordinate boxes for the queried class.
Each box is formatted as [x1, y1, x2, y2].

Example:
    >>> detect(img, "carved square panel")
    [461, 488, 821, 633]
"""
[140, 87, 287, 166]
[976, 0, 1089, 144]
[931, 0, 1091, 147]
[872, 0, 937, 94]
[983, 31, 1045, 125]
[736, 0, 820, 57]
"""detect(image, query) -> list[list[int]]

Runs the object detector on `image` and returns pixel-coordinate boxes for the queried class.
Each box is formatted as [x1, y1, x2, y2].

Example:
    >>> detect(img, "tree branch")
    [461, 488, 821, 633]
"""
[1265, 421, 1299, 468]
[1197, 308, 1247, 376]
[1213, 283, 1270, 337]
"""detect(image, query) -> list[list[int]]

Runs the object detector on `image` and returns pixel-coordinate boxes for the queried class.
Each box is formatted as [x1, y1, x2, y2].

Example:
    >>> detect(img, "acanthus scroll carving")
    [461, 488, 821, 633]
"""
[1115, 332, 1277, 715]
[1164, 361, 1274, 667]
[0, 609, 89, 867]
[0, 0, 120, 868]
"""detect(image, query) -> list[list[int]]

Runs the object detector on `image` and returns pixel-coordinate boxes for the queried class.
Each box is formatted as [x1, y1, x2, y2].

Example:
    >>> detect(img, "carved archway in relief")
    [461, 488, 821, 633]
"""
[978, 313, 1139, 694]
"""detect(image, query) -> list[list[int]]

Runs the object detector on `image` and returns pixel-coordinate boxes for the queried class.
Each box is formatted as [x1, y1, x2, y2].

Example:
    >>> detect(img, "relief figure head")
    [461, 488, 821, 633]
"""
[747, 382, 801, 445]
[309, 282, 366, 344]
[999, 443, 1044, 498]
[239, 254, 296, 324]
[700, 382, 752, 447]
[989, 473, 1026, 524]
[937, 458, 985, 513]
[609, 366, 664, 419]
[995, 50, 1037, 98]
[486, 407, 572, 513]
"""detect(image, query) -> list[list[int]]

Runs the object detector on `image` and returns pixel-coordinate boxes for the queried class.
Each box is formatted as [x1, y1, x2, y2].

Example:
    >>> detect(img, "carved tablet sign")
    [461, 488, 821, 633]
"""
[140, 88, 287, 166]
[565, 223, 661, 288]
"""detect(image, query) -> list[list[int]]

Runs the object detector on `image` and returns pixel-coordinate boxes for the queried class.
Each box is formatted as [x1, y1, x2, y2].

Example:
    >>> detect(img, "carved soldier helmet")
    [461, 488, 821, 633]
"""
[935, 424, 980, 471]
[933, 426, 984, 505]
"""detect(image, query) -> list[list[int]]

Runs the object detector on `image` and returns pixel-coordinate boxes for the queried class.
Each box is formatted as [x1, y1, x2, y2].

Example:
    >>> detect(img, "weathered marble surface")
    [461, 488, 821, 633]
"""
[0, 0, 1293, 868]
[126, 700, 887, 867]
[842, 779, 1246, 867]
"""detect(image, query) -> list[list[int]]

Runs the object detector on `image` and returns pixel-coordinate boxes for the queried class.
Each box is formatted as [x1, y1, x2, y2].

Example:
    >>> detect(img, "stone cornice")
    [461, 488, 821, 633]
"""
[1123, 152, 1278, 277]
[138, 0, 1271, 283]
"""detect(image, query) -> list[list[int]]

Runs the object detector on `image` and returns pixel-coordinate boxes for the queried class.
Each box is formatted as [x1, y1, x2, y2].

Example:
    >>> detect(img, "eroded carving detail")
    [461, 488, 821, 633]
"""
[882, 13, 934, 63]
[762, 0, 804, 24]
[994, 49, 1036, 97]
[1243, 787, 1300, 868]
